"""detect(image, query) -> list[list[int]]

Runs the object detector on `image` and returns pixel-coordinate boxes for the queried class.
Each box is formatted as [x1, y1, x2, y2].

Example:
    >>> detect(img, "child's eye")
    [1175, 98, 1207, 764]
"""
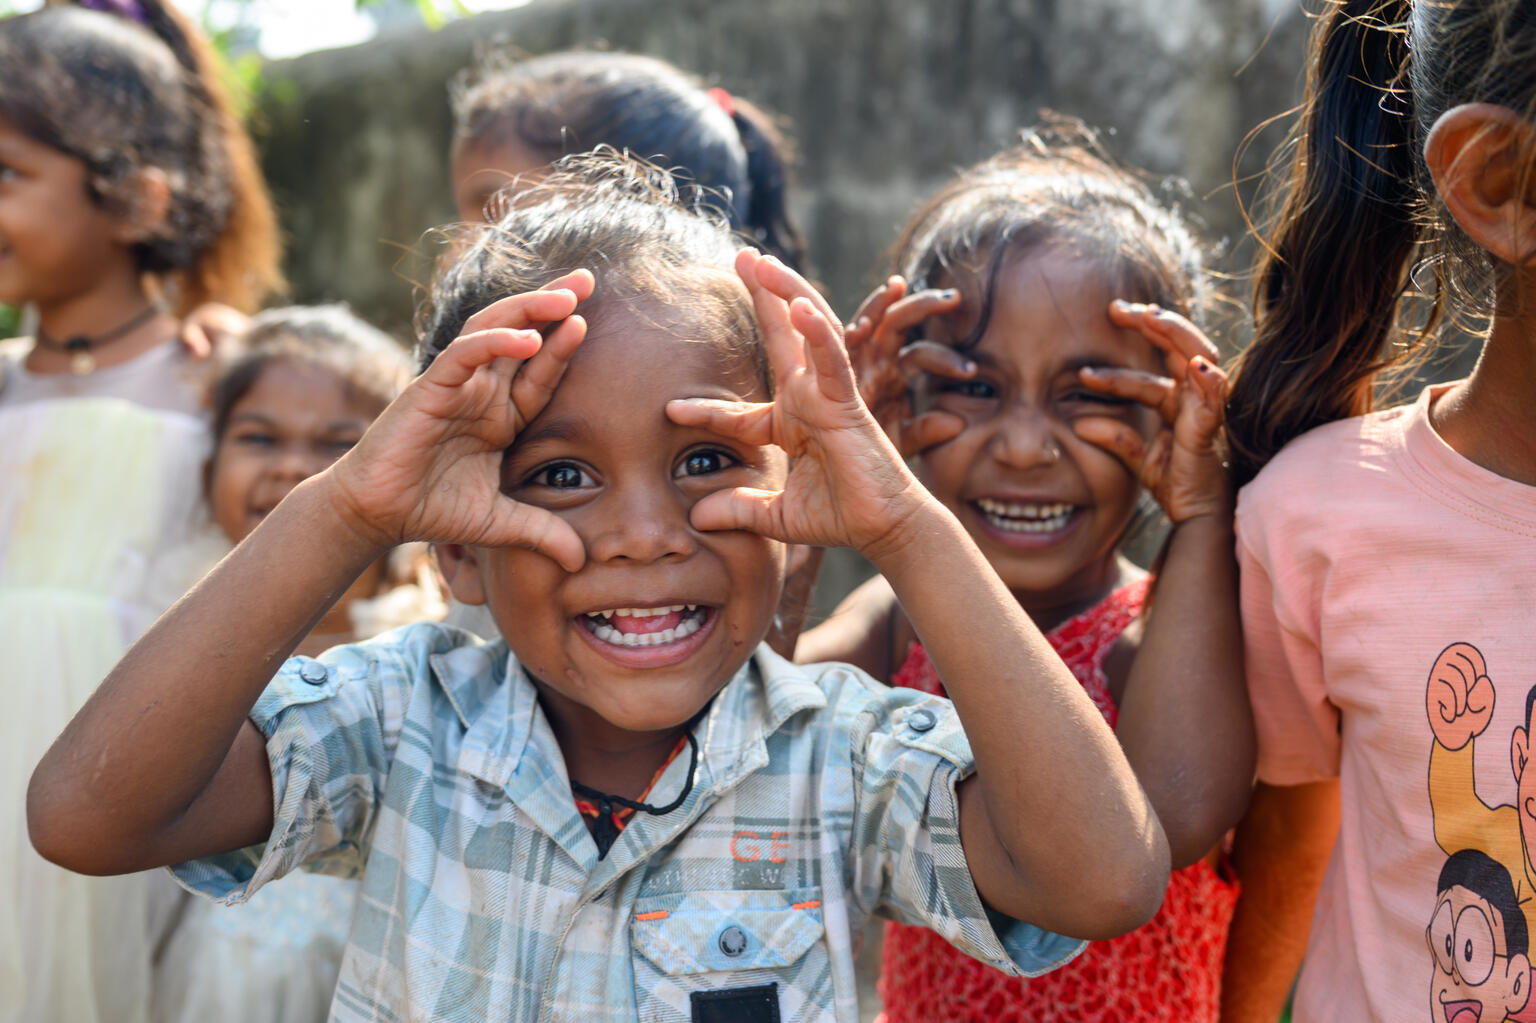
[938, 379, 997, 400]
[676, 449, 737, 478]
[232, 431, 275, 447]
[531, 462, 592, 489]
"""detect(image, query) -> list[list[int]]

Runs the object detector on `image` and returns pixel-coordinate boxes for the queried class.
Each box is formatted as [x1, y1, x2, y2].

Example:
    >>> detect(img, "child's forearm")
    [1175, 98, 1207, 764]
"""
[1116, 512, 1253, 867]
[868, 499, 1169, 939]
[28, 474, 385, 874]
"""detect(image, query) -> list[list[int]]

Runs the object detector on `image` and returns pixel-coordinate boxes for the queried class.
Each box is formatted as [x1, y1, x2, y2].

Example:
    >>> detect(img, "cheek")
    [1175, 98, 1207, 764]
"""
[205, 458, 253, 541]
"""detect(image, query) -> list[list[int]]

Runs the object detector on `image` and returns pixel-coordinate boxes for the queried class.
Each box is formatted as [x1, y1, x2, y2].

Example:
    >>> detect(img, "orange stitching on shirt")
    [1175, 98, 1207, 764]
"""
[635, 910, 668, 921]
[793, 900, 821, 910]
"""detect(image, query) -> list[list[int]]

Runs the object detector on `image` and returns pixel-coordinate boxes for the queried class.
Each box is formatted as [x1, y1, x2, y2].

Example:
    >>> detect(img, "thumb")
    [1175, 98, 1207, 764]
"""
[689, 488, 787, 539]
[478, 499, 587, 573]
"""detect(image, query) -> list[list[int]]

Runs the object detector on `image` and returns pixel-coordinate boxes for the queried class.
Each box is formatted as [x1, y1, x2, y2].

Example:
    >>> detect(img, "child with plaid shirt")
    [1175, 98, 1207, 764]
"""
[29, 155, 1170, 1022]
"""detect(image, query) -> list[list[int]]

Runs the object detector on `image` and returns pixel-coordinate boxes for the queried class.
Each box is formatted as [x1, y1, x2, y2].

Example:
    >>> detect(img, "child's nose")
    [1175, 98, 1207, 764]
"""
[583, 482, 697, 564]
[989, 405, 1066, 471]
[272, 442, 330, 482]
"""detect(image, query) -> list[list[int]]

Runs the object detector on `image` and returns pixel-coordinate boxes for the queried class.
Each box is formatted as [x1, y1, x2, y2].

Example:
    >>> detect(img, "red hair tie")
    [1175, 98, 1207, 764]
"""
[706, 87, 736, 119]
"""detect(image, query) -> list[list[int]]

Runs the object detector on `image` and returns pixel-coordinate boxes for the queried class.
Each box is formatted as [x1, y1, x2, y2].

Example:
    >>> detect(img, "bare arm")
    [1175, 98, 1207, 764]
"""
[28, 275, 595, 876]
[676, 252, 1169, 940]
[1220, 779, 1339, 1022]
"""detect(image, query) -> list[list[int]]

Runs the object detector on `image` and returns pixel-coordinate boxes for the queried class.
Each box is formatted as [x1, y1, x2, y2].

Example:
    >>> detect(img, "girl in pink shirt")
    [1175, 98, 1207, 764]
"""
[1221, 1, 1536, 1020]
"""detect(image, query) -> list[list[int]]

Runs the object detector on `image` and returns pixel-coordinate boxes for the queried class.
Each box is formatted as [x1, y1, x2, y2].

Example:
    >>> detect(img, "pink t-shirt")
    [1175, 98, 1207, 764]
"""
[1239, 384, 1536, 1023]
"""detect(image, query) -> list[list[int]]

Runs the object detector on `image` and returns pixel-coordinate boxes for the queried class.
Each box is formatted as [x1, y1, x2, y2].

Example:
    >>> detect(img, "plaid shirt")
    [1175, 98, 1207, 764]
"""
[173, 624, 1083, 1022]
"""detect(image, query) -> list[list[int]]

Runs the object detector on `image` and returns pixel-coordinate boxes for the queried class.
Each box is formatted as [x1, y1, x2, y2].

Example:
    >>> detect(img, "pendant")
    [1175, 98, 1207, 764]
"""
[69, 349, 95, 375]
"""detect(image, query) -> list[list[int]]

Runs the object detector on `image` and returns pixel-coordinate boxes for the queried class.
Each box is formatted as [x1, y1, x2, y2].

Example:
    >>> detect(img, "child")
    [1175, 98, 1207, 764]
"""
[28, 154, 1170, 1022]
[1218, 0, 1536, 1018]
[0, 4, 279, 1021]
[156, 305, 443, 1023]
[450, 50, 805, 271]
[796, 132, 1252, 1020]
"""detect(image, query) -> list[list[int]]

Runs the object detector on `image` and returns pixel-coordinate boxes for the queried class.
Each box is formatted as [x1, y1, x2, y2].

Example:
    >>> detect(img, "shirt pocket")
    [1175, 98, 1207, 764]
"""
[630, 889, 834, 1022]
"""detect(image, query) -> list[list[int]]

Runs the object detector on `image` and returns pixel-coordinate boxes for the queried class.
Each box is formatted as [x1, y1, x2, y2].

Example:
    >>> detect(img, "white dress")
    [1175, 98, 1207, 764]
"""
[0, 341, 218, 1023]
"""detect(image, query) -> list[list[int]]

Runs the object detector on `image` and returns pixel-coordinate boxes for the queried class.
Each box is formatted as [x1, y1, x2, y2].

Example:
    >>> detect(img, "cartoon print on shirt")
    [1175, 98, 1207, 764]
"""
[1428, 849, 1533, 1023]
[1426, 643, 1536, 1021]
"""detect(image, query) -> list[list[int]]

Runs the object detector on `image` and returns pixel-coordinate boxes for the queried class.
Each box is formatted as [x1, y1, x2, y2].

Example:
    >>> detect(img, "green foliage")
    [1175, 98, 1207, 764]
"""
[0, 304, 20, 340]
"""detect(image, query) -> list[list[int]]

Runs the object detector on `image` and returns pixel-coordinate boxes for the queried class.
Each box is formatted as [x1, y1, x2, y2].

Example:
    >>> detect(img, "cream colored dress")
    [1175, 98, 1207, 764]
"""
[0, 341, 218, 1023]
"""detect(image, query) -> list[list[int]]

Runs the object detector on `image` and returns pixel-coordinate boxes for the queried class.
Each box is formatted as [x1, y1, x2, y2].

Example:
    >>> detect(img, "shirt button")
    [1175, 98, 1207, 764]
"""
[908, 708, 937, 733]
[718, 925, 748, 958]
[298, 661, 329, 686]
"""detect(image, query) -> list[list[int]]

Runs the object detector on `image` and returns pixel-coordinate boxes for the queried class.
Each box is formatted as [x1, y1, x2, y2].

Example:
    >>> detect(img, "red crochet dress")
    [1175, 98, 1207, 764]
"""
[876, 578, 1239, 1022]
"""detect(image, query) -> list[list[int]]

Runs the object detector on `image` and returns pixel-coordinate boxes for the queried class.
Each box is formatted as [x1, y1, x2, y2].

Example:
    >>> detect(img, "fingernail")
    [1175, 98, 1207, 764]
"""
[942, 289, 958, 299]
[1111, 298, 1131, 310]
[961, 360, 977, 373]
[1080, 366, 1100, 376]
[1195, 358, 1212, 372]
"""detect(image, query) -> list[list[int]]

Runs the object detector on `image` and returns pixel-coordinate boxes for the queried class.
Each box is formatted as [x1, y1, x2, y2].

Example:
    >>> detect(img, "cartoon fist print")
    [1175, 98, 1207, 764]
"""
[1427, 643, 1496, 752]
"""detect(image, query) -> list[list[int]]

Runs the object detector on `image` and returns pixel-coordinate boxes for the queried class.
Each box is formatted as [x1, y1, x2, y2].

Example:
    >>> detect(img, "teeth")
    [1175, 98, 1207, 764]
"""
[586, 609, 706, 648]
[603, 605, 688, 618]
[975, 499, 1074, 533]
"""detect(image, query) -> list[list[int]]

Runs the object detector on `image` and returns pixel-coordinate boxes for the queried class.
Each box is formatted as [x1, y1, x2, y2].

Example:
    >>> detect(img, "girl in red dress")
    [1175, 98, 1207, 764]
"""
[797, 124, 1252, 1021]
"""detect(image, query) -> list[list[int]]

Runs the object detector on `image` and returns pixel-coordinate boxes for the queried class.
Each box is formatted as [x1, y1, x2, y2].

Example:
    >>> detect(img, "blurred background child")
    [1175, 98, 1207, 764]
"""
[798, 128, 1251, 1021]
[155, 304, 440, 1023]
[0, 3, 279, 1020]
[1220, 0, 1536, 1018]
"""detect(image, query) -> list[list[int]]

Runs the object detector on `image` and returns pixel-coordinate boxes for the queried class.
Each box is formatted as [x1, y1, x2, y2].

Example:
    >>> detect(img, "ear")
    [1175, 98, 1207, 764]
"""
[111, 167, 172, 245]
[1513, 726, 1529, 783]
[1510, 953, 1533, 1012]
[432, 543, 487, 605]
[1425, 103, 1536, 266]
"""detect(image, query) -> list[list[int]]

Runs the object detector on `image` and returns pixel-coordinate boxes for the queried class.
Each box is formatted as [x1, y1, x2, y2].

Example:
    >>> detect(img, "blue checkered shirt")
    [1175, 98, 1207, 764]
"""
[172, 624, 1083, 1021]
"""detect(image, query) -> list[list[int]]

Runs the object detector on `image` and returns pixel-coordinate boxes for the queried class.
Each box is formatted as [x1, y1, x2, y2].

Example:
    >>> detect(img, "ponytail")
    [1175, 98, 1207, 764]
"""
[130, 0, 282, 312]
[1226, 0, 1429, 486]
[721, 96, 807, 273]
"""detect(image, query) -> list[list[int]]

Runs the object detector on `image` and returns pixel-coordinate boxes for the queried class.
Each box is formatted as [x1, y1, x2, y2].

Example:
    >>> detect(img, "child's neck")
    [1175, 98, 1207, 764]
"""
[1431, 269, 1536, 486]
[534, 686, 692, 803]
[1015, 554, 1143, 634]
[25, 269, 178, 376]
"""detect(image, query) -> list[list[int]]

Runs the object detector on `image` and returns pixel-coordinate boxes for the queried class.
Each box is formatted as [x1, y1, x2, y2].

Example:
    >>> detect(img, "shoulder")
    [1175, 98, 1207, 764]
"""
[794, 574, 899, 678]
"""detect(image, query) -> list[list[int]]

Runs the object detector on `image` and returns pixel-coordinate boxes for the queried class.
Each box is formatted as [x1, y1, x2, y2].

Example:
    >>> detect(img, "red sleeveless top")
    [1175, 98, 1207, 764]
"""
[877, 578, 1239, 1022]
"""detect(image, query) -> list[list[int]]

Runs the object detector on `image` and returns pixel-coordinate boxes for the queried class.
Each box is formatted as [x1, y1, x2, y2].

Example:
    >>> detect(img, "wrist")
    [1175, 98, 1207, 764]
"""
[858, 490, 958, 572]
[305, 471, 399, 561]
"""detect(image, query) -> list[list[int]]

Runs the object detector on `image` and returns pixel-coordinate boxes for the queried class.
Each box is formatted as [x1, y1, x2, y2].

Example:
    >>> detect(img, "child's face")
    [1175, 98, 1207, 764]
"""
[443, 303, 787, 741]
[0, 114, 130, 308]
[451, 136, 547, 223]
[207, 358, 381, 544]
[911, 248, 1162, 611]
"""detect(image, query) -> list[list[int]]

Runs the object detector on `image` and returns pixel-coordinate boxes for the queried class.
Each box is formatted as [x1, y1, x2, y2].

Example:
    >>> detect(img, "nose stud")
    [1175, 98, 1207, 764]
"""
[1042, 441, 1062, 465]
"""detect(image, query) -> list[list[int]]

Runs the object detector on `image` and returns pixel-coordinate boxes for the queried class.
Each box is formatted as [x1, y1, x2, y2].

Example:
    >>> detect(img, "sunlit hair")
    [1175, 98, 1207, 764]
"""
[1226, 0, 1536, 486]
[891, 119, 1208, 353]
[417, 149, 766, 392]
[451, 49, 806, 272]
[0, 2, 281, 313]
[209, 305, 410, 446]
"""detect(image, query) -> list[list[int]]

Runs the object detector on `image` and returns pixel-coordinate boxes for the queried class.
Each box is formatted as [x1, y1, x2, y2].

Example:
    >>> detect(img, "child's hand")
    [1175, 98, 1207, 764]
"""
[1074, 300, 1230, 523]
[325, 271, 594, 571]
[845, 276, 969, 457]
[667, 251, 931, 559]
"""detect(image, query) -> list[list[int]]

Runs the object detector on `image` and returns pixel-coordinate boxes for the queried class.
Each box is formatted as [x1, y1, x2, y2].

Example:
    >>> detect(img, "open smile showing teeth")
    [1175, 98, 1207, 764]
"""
[974, 498, 1076, 533]
[580, 605, 708, 647]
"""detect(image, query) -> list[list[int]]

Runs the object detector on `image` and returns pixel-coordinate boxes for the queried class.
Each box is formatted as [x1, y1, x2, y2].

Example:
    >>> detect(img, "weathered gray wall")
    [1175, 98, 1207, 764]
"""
[255, 0, 1310, 334]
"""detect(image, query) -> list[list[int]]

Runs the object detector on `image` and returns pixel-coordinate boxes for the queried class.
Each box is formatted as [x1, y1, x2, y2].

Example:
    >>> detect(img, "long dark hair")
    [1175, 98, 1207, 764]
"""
[0, 2, 280, 312]
[451, 50, 806, 273]
[1226, 0, 1536, 486]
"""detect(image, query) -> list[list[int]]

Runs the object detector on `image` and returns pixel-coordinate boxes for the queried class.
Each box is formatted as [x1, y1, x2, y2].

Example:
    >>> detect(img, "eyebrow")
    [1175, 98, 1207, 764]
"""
[512, 416, 586, 449]
[226, 411, 370, 432]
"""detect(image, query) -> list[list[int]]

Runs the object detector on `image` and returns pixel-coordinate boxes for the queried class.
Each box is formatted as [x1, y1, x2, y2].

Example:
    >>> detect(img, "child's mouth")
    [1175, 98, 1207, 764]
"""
[579, 604, 709, 648]
[974, 498, 1077, 534]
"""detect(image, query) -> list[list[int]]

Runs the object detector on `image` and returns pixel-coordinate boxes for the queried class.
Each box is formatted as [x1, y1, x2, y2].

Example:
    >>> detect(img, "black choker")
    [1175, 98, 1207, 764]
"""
[35, 305, 161, 375]
[572, 729, 700, 859]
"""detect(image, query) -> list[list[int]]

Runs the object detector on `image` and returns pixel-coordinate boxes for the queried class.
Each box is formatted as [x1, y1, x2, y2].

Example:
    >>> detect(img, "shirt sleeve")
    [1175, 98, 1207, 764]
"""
[843, 681, 1086, 979]
[170, 637, 412, 904]
[1237, 500, 1341, 785]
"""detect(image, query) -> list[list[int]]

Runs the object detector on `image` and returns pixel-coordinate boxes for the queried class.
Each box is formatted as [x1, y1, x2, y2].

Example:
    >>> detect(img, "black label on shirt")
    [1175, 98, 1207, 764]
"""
[690, 982, 782, 1023]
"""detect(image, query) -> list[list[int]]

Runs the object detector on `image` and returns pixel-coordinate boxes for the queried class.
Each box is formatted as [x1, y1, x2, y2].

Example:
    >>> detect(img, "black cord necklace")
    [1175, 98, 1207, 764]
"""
[572, 728, 701, 860]
[34, 305, 162, 376]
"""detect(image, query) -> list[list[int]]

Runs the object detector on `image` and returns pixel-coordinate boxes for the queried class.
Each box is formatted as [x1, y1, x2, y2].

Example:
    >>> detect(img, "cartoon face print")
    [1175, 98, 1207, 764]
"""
[1429, 850, 1533, 1023]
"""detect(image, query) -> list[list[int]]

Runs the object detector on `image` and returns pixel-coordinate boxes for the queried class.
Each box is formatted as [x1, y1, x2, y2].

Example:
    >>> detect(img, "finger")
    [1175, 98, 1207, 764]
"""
[752, 252, 844, 334]
[900, 411, 966, 457]
[846, 277, 906, 338]
[791, 297, 859, 405]
[509, 315, 587, 426]
[689, 487, 786, 538]
[1072, 416, 1149, 475]
[1186, 356, 1228, 408]
[735, 250, 803, 379]
[667, 397, 777, 447]
[1107, 300, 1220, 364]
[479, 498, 587, 573]
[899, 341, 976, 382]
[1078, 366, 1178, 420]
[459, 269, 593, 335]
[178, 322, 213, 359]
[868, 289, 962, 370]
[428, 328, 544, 388]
